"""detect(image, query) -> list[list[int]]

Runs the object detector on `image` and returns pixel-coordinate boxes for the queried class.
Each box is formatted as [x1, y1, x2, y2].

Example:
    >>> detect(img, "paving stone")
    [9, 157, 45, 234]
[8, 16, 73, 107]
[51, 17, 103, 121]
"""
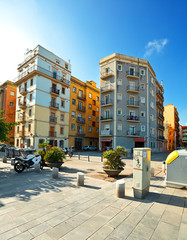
[0, 227, 21, 240]
[88, 225, 114, 240]
[161, 209, 182, 227]
[34, 233, 53, 240]
[9, 231, 33, 240]
[46, 222, 73, 239]
[0, 216, 27, 234]
[29, 222, 52, 237]
[18, 219, 41, 232]
[178, 223, 187, 240]
[65, 212, 90, 228]
[46, 214, 69, 227]
[127, 222, 154, 240]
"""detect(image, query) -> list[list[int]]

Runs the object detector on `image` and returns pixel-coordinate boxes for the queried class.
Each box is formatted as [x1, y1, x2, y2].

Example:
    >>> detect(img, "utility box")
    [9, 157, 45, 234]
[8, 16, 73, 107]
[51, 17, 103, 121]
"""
[164, 149, 187, 188]
[133, 148, 151, 199]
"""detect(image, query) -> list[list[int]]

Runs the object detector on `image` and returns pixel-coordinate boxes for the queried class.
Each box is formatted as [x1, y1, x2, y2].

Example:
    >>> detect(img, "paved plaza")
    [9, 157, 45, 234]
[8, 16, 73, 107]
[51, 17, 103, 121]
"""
[0, 153, 186, 240]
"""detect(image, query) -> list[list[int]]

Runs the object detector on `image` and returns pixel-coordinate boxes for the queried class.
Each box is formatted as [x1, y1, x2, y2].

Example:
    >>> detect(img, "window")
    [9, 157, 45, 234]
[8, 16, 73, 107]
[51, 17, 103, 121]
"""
[150, 114, 154, 121]
[89, 104, 92, 109]
[129, 68, 134, 76]
[140, 69, 145, 75]
[96, 128, 99, 133]
[88, 115, 92, 121]
[16, 139, 19, 147]
[72, 111, 76, 117]
[117, 79, 122, 86]
[105, 110, 110, 118]
[62, 87, 65, 94]
[151, 102, 154, 109]
[60, 127, 64, 135]
[28, 124, 31, 132]
[10, 91, 15, 96]
[88, 126, 92, 132]
[141, 111, 145, 117]
[141, 125, 145, 132]
[93, 100, 96, 105]
[78, 89, 83, 98]
[141, 97, 145, 103]
[117, 93, 122, 100]
[117, 65, 122, 71]
[150, 76, 154, 84]
[56, 60, 60, 64]
[89, 93, 92, 99]
[92, 122, 95, 127]
[19, 85, 21, 92]
[140, 84, 145, 89]
[72, 99, 76, 105]
[61, 114, 64, 121]
[92, 110, 96, 116]
[30, 94, 32, 101]
[30, 79, 33, 86]
[105, 68, 110, 74]
[129, 97, 134, 105]
[10, 102, 14, 107]
[96, 117, 99, 122]
[117, 123, 122, 131]
[29, 109, 32, 117]
[61, 100, 65, 108]
[73, 87, 76, 93]
[59, 140, 64, 148]
[65, 63, 68, 69]
[117, 108, 122, 115]
[53, 70, 57, 79]
[130, 126, 135, 135]
[96, 107, 99, 112]
[17, 126, 19, 133]
[96, 96, 99, 102]
[71, 124, 75, 130]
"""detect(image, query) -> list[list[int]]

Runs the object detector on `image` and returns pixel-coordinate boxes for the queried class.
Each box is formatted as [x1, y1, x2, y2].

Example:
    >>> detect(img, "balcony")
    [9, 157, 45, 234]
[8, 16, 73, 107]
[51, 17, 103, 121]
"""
[14, 65, 70, 86]
[20, 88, 27, 95]
[77, 94, 86, 101]
[49, 131, 56, 137]
[100, 116, 113, 121]
[76, 130, 85, 135]
[101, 84, 114, 93]
[49, 102, 59, 109]
[50, 87, 60, 95]
[100, 69, 114, 79]
[126, 70, 139, 79]
[18, 101, 27, 109]
[157, 135, 165, 141]
[77, 106, 86, 112]
[101, 99, 113, 107]
[19, 131, 25, 137]
[100, 130, 112, 136]
[126, 131, 140, 137]
[126, 116, 140, 122]
[21, 117, 26, 123]
[182, 137, 187, 142]
[158, 113, 164, 121]
[126, 100, 139, 108]
[76, 117, 85, 124]
[126, 85, 139, 93]
[156, 101, 164, 111]
[158, 124, 164, 131]
[156, 90, 164, 100]
[49, 116, 57, 123]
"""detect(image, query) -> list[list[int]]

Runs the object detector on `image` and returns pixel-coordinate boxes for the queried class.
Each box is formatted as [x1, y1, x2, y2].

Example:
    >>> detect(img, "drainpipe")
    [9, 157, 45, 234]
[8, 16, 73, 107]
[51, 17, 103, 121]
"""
[113, 60, 117, 149]
[146, 67, 150, 148]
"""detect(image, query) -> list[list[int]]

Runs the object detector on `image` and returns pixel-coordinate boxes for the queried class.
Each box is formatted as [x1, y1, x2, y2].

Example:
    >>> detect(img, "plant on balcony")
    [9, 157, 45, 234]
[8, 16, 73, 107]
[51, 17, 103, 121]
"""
[103, 146, 127, 177]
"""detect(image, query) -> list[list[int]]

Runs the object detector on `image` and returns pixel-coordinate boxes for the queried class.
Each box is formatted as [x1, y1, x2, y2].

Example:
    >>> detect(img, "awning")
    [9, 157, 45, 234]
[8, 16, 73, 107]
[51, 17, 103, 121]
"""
[134, 138, 146, 142]
[101, 139, 112, 142]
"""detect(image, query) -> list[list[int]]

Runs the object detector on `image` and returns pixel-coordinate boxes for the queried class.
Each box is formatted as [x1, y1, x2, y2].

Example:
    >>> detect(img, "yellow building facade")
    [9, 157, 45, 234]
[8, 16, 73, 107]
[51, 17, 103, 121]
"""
[69, 76, 100, 150]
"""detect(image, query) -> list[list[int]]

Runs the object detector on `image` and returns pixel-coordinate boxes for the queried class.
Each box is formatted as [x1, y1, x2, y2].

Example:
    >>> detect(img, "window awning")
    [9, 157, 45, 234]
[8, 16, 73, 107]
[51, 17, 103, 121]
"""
[134, 138, 146, 142]
[101, 139, 112, 142]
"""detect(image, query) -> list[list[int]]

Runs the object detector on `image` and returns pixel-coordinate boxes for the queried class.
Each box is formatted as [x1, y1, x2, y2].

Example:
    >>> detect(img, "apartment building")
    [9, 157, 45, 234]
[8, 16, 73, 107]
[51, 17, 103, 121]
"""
[164, 123, 175, 151]
[14, 45, 71, 149]
[99, 53, 161, 152]
[164, 104, 180, 149]
[156, 80, 166, 151]
[0, 81, 17, 145]
[181, 126, 187, 147]
[69, 76, 100, 150]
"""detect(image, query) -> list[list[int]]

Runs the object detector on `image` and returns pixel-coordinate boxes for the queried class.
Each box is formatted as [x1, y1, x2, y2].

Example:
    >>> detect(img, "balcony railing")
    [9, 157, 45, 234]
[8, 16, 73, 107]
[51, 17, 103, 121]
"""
[76, 130, 85, 135]
[158, 124, 164, 130]
[158, 135, 165, 140]
[126, 70, 139, 78]
[50, 87, 60, 95]
[20, 87, 27, 95]
[76, 117, 85, 123]
[77, 94, 86, 101]
[19, 131, 25, 137]
[49, 131, 56, 137]
[158, 113, 164, 120]
[49, 116, 57, 123]
[156, 91, 164, 100]
[100, 116, 113, 121]
[100, 69, 114, 79]
[182, 137, 187, 141]
[14, 65, 70, 86]
[100, 130, 112, 135]
[126, 131, 140, 136]
[101, 84, 114, 92]
[77, 106, 86, 112]
[156, 101, 164, 110]
[127, 100, 139, 107]
[50, 102, 59, 109]
[127, 116, 139, 121]
[126, 85, 139, 92]
[18, 101, 26, 108]
[101, 99, 113, 106]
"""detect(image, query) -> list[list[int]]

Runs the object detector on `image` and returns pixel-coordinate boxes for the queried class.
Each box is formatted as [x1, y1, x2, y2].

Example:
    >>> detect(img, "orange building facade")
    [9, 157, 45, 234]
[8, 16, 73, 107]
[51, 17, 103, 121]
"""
[181, 126, 187, 147]
[69, 77, 100, 150]
[0, 81, 17, 145]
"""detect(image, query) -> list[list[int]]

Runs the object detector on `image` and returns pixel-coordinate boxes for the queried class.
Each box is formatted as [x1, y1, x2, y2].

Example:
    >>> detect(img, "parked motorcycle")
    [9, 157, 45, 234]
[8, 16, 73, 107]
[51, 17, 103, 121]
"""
[14, 154, 42, 173]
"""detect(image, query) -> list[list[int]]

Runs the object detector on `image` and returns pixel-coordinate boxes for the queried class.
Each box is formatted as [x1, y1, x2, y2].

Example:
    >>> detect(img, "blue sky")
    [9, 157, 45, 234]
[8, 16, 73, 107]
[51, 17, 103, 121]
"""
[0, 0, 186, 125]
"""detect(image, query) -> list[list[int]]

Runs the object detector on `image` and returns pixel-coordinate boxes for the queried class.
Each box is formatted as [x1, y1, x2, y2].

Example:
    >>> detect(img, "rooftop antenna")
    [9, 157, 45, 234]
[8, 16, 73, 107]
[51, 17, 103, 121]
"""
[161, 80, 163, 86]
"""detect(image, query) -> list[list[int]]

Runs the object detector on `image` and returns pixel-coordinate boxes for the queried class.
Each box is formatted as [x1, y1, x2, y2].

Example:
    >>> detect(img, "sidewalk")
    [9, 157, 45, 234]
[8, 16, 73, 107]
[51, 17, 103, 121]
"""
[0, 158, 186, 240]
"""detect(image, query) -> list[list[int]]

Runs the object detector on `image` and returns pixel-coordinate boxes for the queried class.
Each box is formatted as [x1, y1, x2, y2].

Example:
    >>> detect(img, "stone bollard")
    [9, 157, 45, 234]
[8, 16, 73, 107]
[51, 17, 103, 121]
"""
[11, 159, 15, 166]
[2, 156, 7, 163]
[34, 163, 41, 173]
[78, 153, 80, 160]
[52, 167, 59, 179]
[162, 162, 165, 173]
[77, 172, 84, 186]
[101, 155, 103, 162]
[88, 154, 90, 162]
[150, 167, 154, 177]
[116, 179, 125, 198]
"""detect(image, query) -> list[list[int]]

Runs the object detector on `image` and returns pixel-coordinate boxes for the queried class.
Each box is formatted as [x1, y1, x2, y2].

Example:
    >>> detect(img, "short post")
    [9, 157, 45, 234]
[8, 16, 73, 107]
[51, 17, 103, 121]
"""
[77, 172, 84, 186]
[11, 159, 15, 166]
[52, 167, 59, 179]
[34, 163, 41, 173]
[116, 179, 125, 198]
[150, 167, 154, 177]
[101, 155, 103, 162]
[162, 162, 165, 173]
[88, 154, 90, 162]
[78, 152, 80, 160]
[2, 156, 7, 163]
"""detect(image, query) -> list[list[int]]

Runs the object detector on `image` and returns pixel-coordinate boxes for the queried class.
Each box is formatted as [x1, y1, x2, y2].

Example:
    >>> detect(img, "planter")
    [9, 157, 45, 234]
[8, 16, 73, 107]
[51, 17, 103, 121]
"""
[46, 162, 64, 169]
[103, 168, 124, 177]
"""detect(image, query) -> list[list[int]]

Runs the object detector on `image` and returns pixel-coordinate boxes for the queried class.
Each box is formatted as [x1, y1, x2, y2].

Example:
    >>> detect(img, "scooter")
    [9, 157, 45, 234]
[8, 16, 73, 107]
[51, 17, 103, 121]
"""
[14, 154, 42, 173]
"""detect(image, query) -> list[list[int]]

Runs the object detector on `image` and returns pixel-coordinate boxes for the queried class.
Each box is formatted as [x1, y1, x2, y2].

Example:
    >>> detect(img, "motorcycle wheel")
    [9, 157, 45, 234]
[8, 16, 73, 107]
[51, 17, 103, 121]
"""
[40, 164, 43, 170]
[14, 162, 25, 173]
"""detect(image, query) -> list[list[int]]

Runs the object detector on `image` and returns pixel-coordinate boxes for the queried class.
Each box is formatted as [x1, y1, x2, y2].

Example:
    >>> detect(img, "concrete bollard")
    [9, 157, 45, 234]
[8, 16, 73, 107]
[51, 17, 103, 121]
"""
[78, 153, 80, 160]
[2, 156, 7, 163]
[101, 155, 103, 162]
[88, 154, 90, 162]
[116, 179, 125, 198]
[162, 162, 165, 173]
[150, 167, 154, 177]
[77, 172, 84, 186]
[34, 163, 41, 173]
[11, 159, 15, 166]
[52, 167, 59, 179]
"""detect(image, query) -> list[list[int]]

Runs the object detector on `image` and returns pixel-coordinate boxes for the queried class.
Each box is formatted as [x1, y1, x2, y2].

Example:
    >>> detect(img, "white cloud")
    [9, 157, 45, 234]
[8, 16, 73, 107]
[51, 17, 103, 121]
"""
[144, 39, 168, 58]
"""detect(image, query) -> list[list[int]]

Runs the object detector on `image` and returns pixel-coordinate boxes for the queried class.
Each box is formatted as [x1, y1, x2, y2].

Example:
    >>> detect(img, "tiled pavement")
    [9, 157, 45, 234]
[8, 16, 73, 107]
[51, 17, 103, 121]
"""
[0, 158, 186, 240]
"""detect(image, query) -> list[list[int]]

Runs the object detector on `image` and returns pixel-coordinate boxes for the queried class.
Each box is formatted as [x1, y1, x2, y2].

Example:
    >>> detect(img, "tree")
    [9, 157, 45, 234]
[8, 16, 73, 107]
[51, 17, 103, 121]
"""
[0, 111, 19, 143]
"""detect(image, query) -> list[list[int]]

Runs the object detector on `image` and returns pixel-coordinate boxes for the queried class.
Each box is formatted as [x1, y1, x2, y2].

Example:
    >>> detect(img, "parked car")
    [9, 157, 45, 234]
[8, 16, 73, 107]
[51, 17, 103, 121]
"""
[176, 147, 186, 150]
[83, 146, 97, 151]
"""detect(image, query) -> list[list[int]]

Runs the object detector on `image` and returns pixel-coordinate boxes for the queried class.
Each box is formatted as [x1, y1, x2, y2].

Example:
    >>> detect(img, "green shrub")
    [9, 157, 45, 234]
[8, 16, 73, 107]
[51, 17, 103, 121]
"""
[44, 146, 65, 163]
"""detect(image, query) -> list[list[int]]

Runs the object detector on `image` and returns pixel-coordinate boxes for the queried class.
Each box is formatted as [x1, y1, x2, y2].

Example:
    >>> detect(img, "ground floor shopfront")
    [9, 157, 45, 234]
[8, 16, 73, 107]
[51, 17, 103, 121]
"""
[69, 136, 99, 151]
